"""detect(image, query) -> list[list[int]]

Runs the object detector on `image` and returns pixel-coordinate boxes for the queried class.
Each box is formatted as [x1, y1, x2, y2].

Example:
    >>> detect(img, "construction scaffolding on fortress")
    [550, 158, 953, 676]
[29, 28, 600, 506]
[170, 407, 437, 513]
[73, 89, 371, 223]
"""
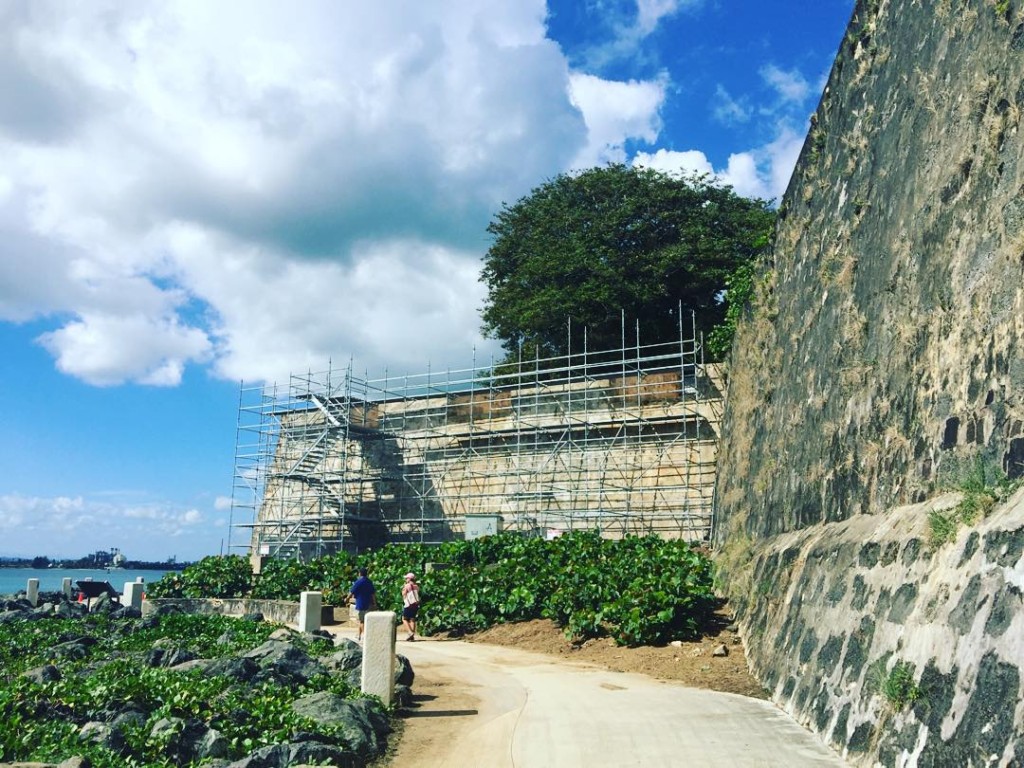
[229, 314, 724, 558]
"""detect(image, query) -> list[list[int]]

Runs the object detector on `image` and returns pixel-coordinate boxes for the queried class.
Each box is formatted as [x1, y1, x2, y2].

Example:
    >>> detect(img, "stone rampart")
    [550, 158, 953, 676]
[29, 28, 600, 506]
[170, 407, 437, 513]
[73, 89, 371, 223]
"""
[715, 0, 1024, 764]
[733, 487, 1024, 765]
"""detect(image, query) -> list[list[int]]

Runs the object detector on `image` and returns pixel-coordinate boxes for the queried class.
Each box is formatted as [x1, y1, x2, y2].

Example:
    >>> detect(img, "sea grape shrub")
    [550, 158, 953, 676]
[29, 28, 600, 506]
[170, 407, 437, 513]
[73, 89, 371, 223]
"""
[250, 558, 320, 600]
[150, 532, 716, 646]
[306, 551, 359, 606]
[354, 531, 716, 647]
[147, 555, 252, 599]
[111, 613, 278, 657]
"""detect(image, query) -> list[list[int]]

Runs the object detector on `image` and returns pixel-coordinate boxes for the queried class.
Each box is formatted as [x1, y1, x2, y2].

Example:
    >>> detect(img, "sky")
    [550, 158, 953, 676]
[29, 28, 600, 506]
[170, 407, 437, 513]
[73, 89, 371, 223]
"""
[0, 0, 854, 561]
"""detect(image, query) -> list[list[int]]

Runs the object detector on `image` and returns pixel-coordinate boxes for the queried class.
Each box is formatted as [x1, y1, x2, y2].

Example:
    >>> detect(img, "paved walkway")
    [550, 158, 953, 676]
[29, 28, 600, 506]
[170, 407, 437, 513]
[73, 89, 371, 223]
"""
[328, 626, 848, 767]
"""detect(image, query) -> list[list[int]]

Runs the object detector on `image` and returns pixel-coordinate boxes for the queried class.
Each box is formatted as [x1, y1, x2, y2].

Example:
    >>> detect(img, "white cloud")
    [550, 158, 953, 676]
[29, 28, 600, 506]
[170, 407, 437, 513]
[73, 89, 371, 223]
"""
[631, 148, 713, 176]
[760, 64, 810, 105]
[179, 509, 202, 525]
[636, 0, 687, 36]
[670, 59, 819, 204]
[213, 496, 233, 511]
[711, 85, 751, 125]
[568, 72, 666, 168]
[37, 313, 212, 386]
[1, 1, 667, 386]
[0, 493, 222, 560]
[576, 0, 701, 68]
[632, 121, 805, 203]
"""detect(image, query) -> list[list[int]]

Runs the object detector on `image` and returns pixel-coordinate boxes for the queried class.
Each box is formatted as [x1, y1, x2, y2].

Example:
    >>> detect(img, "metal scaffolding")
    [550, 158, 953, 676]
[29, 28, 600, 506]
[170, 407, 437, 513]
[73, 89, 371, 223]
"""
[228, 315, 724, 558]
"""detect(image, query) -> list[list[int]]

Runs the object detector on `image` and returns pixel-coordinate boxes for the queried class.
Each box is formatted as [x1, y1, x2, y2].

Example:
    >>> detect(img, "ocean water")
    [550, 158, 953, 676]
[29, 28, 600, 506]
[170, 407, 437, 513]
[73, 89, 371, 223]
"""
[0, 568, 176, 597]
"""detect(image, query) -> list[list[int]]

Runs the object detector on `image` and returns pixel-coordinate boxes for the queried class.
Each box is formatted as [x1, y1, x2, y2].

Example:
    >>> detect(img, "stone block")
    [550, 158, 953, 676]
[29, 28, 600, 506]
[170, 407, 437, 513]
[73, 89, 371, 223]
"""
[26, 578, 39, 607]
[123, 581, 144, 611]
[297, 591, 322, 633]
[361, 611, 396, 706]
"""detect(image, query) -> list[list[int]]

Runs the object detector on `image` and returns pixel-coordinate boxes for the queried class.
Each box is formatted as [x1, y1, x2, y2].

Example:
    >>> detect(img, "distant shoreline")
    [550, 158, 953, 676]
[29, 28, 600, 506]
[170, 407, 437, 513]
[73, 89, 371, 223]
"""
[0, 563, 188, 570]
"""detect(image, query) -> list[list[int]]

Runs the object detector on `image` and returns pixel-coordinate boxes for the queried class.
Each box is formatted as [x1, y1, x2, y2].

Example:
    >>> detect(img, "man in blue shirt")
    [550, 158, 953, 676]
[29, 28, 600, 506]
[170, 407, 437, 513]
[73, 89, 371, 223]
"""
[348, 567, 377, 642]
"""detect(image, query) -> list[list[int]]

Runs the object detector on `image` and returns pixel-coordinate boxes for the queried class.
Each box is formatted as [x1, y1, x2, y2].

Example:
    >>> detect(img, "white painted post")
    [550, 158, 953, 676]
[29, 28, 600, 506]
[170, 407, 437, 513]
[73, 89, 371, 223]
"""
[298, 591, 322, 633]
[61, 578, 73, 600]
[26, 578, 39, 607]
[361, 611, 396, 706]
[123, 582, 144, 611]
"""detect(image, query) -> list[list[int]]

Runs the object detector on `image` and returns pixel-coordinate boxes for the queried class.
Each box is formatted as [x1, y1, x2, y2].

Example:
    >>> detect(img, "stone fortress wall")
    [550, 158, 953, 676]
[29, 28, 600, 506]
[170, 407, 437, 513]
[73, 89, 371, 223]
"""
[715, 0, 1024, 765]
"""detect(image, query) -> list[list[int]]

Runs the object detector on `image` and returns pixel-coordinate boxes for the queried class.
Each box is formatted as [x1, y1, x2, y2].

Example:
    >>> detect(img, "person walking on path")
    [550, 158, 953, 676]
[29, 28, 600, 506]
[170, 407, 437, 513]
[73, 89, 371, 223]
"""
[348, 567, 376, 642]
[402, 572, 421, 641]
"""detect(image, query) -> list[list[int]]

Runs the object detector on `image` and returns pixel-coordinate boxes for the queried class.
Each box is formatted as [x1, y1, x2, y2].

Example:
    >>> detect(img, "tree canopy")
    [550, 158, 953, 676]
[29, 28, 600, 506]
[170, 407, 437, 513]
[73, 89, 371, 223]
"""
[479, 164, 774, 362]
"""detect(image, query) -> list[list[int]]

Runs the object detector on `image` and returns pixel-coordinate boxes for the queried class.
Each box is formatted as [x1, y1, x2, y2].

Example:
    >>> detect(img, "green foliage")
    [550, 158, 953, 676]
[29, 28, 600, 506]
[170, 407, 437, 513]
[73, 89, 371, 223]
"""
[147, 554, 252, 598]
[480, 164, 775, 362]
[882, 661, 921, 709]
[149, 552, 358, 607]
[305, 551, 359, 606]
[351, 531, 716, 647]
[929, 457, 1023, 548]
[0, 613, 362, 767]
[707, 259, 758, 359]
[927, 507, 961, 548]
[111, 612, 278, 657]
[249, 557, 321, 600]
[153, 532, 717, 648]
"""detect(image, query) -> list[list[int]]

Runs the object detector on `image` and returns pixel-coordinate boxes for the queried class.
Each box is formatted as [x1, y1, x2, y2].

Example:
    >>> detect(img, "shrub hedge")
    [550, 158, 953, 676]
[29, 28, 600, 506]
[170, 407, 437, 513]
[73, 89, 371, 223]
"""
[149, 531, 716, 647]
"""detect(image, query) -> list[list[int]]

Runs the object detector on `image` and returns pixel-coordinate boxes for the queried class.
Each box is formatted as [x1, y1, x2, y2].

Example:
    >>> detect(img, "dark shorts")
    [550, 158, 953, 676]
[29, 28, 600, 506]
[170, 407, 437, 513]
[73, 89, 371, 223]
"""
[402, 604, 419, 620]
[358, 609, 369, 622]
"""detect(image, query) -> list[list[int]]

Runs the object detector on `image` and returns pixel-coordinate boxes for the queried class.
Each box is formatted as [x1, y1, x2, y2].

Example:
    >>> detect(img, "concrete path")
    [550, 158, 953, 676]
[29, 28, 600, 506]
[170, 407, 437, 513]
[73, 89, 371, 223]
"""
[330, 627, 847, 767]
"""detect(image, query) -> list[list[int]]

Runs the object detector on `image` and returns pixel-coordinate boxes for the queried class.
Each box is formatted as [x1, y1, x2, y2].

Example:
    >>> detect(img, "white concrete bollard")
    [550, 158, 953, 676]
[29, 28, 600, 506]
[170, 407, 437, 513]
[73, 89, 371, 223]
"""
[361, 611, 396, 706]
[123, 582, 144, 611]
[26, 578, 39, 607]
[297, 591, 322, 633]
[62, 578, 73, 600]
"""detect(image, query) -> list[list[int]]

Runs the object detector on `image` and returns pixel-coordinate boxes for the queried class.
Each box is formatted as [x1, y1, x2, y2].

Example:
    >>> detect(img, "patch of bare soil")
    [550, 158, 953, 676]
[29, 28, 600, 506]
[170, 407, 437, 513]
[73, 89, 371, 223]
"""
[459, 609, 767, 699]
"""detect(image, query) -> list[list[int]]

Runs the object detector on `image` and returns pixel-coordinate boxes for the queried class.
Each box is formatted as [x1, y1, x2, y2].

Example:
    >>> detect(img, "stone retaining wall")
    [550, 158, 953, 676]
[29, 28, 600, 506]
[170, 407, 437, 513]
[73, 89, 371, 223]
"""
[143, 597, 349, 627]
[735, 488, 1024, 765]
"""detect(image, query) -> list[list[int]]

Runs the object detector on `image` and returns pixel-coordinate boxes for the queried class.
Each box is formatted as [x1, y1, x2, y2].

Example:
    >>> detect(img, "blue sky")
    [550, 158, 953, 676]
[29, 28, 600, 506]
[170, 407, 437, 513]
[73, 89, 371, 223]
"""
[0, 0, 853, 561]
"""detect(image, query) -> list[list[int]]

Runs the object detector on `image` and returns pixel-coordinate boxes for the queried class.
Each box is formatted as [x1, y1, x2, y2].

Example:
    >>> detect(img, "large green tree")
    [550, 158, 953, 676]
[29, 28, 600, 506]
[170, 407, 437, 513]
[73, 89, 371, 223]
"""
[480, 164, 774, 362]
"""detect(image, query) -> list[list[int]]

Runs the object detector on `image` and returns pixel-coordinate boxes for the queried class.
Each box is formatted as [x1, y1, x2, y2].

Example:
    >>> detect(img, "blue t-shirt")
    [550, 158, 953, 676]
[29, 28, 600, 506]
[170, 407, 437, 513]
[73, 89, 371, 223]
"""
[350, 576, 375, 611]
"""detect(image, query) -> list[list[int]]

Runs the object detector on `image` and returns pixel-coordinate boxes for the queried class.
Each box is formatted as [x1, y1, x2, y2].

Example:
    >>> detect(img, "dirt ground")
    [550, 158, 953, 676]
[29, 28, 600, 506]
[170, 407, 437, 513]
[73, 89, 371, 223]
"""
[458, 610, 767, 699]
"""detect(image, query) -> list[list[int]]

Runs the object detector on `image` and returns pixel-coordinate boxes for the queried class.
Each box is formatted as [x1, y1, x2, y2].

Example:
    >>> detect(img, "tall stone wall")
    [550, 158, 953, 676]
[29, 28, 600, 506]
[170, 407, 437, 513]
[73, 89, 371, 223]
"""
[718, 0, 1024, 542]
[715, 0, 1024, 764]
[738, 488, 1024, 765]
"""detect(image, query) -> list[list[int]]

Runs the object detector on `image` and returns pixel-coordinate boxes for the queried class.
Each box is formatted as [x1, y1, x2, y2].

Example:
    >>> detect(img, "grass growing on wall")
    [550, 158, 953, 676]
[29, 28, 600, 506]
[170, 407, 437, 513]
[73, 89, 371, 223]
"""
[929, 457, 1023, 548]
[881, 661, 921, 709]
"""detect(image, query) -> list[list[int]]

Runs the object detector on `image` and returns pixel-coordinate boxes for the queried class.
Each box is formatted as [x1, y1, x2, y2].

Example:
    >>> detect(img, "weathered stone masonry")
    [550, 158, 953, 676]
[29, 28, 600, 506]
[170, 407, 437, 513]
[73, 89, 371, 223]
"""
[715, 0, 1024, 765]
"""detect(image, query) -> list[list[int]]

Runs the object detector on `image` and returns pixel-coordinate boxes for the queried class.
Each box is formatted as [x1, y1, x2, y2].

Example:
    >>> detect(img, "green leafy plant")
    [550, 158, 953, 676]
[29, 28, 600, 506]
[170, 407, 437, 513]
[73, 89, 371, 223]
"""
[882, 661, 921, 709]
[929, 457, 1023, 547]
[349, 531, 716, 647]
[479, 164, 775, 364]
[0, 614, 365, 768]
[152, 530, 718, 648]
[249, 557, 321, 600]
[147, 554, 252, 598]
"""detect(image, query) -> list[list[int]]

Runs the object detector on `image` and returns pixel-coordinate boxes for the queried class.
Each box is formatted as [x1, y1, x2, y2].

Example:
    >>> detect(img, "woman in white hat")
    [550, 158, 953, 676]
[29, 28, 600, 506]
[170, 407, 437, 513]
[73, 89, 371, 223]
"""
[401, 572, 421, 641]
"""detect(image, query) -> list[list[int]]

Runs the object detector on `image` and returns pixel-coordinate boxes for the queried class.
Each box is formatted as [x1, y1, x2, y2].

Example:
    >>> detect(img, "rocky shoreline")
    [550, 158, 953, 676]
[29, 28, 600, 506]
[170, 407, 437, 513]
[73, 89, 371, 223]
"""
[0, 591, 411, 768]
